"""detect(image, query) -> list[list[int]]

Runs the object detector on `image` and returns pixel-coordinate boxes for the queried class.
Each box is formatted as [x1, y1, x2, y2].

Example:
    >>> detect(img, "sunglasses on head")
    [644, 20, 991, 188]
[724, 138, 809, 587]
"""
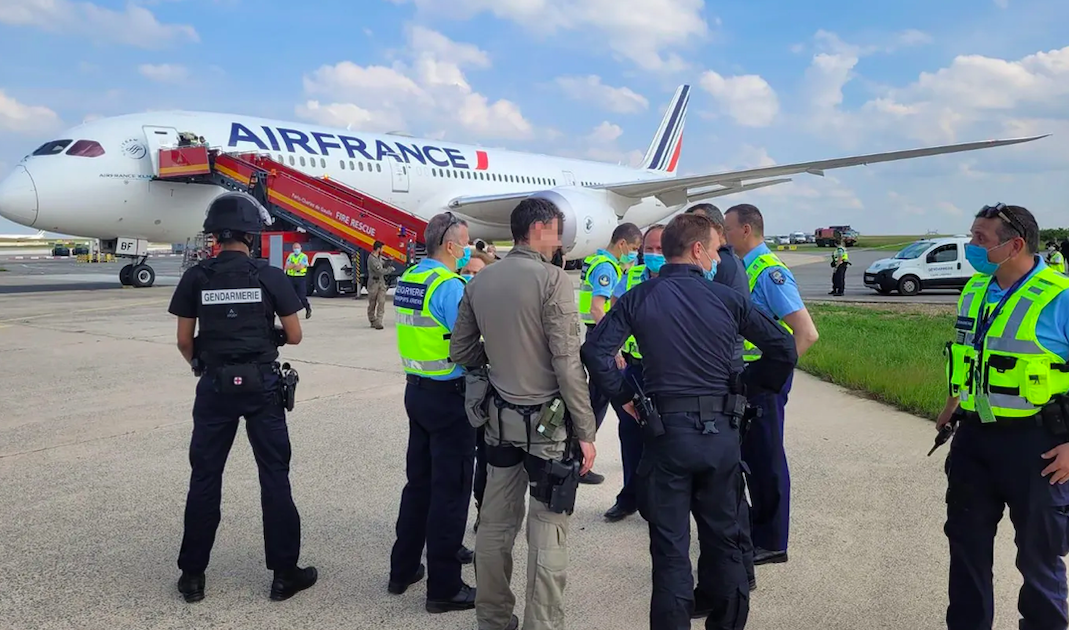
[979, 203, 1026, 239]
[439, 212, 462, 247]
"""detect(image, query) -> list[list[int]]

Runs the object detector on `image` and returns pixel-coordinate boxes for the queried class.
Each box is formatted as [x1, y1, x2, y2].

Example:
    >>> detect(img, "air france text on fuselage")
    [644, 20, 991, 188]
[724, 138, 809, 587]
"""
[227, 123, 489, 170]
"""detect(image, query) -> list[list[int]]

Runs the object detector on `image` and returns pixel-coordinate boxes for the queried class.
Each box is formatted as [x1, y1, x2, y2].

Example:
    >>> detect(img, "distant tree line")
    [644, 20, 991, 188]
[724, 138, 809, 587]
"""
[1041, 228, 1069, 243]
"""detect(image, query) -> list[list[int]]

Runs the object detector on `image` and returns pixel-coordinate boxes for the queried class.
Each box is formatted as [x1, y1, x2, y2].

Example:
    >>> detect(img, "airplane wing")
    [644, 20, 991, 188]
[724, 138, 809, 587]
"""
[597, 135, 1048, 206]
[447, 179, 794, 225]
[448, 134, 1048, 221]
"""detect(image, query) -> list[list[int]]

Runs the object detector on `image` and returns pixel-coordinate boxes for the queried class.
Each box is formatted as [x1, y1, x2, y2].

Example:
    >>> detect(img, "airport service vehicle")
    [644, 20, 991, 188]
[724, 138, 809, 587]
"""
[815, 226, 859, 247]
[0, 83, 1046, 289]
[790, 231, 807, 244]
[863, 236, 976, 296]
[776, 235, 791, 245]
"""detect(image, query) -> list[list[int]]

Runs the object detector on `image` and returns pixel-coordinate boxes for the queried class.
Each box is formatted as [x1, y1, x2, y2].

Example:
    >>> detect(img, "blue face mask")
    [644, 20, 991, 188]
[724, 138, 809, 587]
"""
[461, 273, 473, 282]
[705, 260, 719, 281]
[965, 242, 1007, 276]
[456, 245, 471, 271]
[643, 253, 665, 273]
[700, 245, 718, 280]
[620, 251, 638, 265]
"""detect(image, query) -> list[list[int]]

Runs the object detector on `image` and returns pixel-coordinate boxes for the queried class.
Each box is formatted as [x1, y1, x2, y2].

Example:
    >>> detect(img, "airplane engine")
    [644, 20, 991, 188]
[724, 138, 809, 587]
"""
[528, 187, 619, 261]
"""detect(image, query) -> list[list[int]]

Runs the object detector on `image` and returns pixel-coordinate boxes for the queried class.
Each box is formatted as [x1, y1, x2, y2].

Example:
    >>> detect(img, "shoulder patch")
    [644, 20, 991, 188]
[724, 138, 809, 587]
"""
[769, 269, 786, 285]
[598, 274, 610, 287]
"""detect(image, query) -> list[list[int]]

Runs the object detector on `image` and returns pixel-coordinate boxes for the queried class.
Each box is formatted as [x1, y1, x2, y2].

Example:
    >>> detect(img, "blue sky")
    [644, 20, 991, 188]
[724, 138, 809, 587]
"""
[1, 0, 1067, 235]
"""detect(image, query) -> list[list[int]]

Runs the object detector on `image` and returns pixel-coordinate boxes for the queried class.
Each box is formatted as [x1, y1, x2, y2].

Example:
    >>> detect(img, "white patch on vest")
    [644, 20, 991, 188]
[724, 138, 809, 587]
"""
[201, 288, 262, 304]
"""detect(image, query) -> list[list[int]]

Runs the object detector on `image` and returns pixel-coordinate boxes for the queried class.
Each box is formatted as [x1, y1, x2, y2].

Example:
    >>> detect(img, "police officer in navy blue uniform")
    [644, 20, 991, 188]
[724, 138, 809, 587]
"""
[683, 203, 757, 604]
[168, 192, 317, 603]
[581, 213, 797, 630]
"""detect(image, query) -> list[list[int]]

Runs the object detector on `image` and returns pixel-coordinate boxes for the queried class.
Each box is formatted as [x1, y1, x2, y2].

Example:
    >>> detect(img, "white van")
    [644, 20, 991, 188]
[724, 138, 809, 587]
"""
[863, 236, 977, 296]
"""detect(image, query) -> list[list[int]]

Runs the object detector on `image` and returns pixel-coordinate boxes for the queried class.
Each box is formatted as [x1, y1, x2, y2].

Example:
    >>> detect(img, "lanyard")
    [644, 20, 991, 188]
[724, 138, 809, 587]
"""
[972, 259, 1038, 351]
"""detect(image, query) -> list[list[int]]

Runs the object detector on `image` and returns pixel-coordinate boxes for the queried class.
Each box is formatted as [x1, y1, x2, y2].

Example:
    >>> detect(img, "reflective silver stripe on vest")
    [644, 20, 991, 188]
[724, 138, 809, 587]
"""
[988, 392, 1036, 411]
[401, 357, 453, 372]
[959, 290, 977, 318]
[986, 293, 1045, 355]
[396, 312, 440, 328]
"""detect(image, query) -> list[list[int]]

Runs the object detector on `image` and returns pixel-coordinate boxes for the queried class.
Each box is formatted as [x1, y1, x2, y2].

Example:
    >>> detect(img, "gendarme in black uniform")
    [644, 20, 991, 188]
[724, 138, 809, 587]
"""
[167, 192, 316, 603]
[581, 240, 796, 630]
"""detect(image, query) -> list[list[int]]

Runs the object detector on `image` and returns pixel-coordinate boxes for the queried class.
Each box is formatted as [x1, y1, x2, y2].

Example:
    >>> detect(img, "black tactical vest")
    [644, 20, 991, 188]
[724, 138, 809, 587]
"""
[194, 254, 278, 367]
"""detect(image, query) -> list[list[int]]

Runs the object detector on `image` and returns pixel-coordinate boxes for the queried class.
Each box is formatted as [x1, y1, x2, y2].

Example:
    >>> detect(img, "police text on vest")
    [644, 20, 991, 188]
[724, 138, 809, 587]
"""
[201, 288, 263, 304]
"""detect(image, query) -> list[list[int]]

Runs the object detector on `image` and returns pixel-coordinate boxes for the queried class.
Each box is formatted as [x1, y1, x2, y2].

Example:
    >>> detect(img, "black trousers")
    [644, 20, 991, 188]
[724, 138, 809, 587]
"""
[831, 263, 848, 293]
[945, 420, 1069, 630]
[178, 372, 302, 574]
[389, 379, 476, 600]
[585, 324, 611, 430]
[637, 411, 749, 630]
[289, 275, 310, 309]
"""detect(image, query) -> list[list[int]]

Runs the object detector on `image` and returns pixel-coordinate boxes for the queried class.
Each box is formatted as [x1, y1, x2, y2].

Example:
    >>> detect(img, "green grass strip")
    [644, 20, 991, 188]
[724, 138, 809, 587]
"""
[798, 304, 954, 419]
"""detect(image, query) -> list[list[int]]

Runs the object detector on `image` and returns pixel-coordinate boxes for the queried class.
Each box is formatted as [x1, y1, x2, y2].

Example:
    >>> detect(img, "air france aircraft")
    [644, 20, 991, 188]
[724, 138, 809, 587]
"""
[0, 84, 1046, 287]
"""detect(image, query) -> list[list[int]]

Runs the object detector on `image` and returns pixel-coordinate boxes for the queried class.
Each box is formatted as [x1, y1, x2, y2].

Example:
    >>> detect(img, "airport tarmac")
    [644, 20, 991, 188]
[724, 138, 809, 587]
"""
[0, 271, 1025, 630]
[0, 247, 961, 305]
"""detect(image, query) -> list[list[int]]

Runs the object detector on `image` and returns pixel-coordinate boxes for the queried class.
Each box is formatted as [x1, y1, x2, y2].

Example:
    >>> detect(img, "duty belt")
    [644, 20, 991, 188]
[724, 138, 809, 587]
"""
[654, 394, 744, 416]
[958, 397, 1069, 436]
[406, 373, 465, 394]
[653, 393, 747, 434]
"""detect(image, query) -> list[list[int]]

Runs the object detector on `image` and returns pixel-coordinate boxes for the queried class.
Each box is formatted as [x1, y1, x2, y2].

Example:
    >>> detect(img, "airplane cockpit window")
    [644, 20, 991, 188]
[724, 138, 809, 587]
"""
[66, 140, 105, 157]
[32, 139, 72, 156]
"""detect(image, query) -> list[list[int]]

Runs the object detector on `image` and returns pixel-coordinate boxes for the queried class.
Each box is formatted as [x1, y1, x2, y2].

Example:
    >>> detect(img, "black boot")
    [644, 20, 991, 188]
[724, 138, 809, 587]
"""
[177, 572, 204, 603]
[388, 563, 425, 595]
[304, 306, 312, 319]
[426, 583, 476, 614]
[579, 470, 605, 485]
[270, 566, 318, 601]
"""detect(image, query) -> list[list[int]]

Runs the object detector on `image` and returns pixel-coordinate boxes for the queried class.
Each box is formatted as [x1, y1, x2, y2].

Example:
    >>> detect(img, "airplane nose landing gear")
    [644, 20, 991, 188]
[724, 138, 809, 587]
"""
[119, 262, 155, 287]
[104, 238, 156, 288]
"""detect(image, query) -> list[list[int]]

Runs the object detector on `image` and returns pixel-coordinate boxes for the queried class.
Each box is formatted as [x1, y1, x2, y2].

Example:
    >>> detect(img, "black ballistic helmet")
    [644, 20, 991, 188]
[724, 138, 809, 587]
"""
[203, 192, 269, 239]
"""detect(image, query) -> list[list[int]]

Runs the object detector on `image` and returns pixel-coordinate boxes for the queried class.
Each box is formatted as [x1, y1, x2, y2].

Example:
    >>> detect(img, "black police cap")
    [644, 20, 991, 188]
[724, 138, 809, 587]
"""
[203, 192, 269, 235]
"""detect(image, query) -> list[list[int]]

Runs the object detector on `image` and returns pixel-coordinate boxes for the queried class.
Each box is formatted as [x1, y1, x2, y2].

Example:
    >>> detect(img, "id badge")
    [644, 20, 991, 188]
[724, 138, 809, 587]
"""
[975, 394, 996, 424]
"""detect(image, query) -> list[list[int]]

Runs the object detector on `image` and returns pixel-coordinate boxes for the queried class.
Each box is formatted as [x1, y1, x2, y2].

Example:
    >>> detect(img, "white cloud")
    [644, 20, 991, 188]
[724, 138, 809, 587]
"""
[388, 0, 709, 71]
[699, 70, 779, 127]
[587, 121, 623, 144]
[138, 63, 189, 83]
[555, 75, 649, 113]
[294, 100, 405, 132]
[0, 90, 62, 134]
[0, 0, 199, 48]
[566, 121, 643, 166]
[802, 42, 1069, 164]
[298, 27, 534, 140]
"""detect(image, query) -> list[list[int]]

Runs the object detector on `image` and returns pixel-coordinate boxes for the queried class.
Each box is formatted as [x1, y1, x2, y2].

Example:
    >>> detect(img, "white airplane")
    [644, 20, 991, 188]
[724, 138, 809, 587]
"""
[0, 84, 1047, 288]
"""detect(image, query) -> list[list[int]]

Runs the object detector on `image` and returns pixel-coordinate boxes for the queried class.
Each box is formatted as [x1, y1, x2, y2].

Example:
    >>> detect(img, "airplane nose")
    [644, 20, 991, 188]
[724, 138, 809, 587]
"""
[0, 165, 39, 227]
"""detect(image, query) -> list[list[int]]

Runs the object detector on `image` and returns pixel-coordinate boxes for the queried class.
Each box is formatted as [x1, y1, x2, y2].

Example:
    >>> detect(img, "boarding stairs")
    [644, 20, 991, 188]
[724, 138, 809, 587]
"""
[153, 145, 428, 267]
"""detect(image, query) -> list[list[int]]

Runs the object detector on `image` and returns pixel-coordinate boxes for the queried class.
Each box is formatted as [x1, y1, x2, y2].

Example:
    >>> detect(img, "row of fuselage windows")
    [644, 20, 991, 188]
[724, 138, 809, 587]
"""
[263, 152, 604, 189]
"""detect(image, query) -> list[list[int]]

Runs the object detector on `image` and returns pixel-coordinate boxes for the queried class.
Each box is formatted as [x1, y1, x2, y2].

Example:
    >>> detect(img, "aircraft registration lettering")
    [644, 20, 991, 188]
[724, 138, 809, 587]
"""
[227, 122, 488, 170]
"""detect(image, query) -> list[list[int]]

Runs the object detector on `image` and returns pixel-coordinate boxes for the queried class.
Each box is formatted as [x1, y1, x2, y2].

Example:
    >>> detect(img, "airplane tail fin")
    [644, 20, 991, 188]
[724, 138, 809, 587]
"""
[640, 84, 689, 175]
